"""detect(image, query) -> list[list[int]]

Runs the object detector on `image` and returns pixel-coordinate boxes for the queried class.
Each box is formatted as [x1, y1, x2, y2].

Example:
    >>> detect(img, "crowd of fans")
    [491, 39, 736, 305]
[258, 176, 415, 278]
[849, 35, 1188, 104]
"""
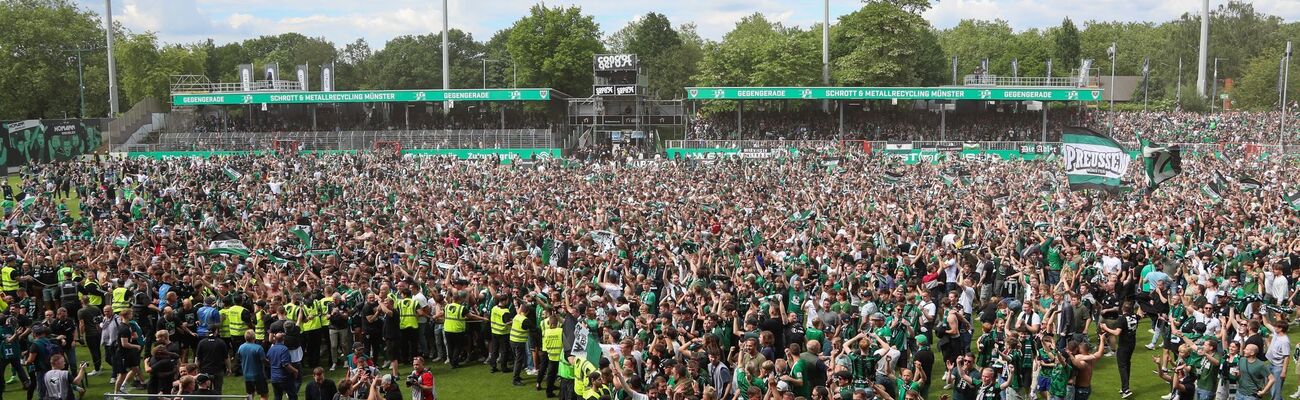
[185, 107, 556, 134]
[0, 143, 1296, 400]
[688, 109, 1300, 145]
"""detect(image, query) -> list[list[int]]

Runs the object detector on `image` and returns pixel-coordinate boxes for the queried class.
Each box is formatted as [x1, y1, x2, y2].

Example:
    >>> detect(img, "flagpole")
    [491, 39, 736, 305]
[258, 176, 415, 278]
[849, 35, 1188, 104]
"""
[1283, 41, 1292, 148]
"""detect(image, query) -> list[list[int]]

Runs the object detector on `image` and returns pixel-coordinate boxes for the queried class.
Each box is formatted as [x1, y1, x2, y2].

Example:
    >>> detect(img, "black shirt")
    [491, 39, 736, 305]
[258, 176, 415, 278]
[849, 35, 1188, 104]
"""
[78, 306, 103, 336]
[305, 379, 338, 400]
[195, 336, 229, 374]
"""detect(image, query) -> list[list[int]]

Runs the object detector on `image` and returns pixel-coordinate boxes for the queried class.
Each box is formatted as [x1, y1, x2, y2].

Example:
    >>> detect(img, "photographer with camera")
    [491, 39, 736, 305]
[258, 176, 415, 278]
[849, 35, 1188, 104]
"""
[407, 356, 435, 400]
[366, 373, 402, 400]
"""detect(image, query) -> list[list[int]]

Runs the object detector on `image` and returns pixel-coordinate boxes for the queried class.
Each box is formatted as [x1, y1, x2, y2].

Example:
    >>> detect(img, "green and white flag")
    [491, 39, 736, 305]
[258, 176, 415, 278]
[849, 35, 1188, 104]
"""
[1238, 176, 1263, 191]
[940, 172, 957, 187]
[1202, 179, 1225, 202]
[290, 217, 312, 249]
[1141, 139, 1181, 190]
[207, 231, 250, 257]
[1063, 127, 1130, 193]
[223, 166, 243, 181]
[882, 171, 904, 185]
[112, 234, 131, 247]
[1284, 189, 1300, 211]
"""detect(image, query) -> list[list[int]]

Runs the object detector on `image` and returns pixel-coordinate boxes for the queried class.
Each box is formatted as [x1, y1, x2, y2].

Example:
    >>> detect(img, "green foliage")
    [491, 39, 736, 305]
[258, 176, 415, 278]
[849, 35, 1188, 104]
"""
[1053, 18, 1080, 75]
[0, 0, 110, 118]
[832, 2, 945, 86]
[696, 14, 819, 88]
[506, 4, 604, 97]
[366, 30, 484, 90]
[1232, 49, 1299, 110]
[118, 33, 205, 108]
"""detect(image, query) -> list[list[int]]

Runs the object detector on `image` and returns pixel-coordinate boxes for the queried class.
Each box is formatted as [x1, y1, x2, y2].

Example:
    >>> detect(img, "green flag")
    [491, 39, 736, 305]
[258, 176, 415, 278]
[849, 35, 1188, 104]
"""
[223, 166, 243, 181]
[1063, 127, 1130, 193]
[207, 231, 250, 257]
[1141, 139, 1182, 190]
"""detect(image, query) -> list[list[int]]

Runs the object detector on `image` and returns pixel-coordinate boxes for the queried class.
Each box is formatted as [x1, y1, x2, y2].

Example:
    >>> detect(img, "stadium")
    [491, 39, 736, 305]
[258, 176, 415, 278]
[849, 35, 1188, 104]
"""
[2, 1, 1300, 400]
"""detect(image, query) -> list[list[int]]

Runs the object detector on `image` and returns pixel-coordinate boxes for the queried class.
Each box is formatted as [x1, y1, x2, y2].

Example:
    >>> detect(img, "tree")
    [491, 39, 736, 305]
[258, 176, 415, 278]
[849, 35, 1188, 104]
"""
[337, 38, 372, 90]
[625, 13, 681, 59]
[0, 0, 110, 119]
[830, 3, 945, 86]
[117, 33, 205, 108]
[367, 30, 484, 90]
[938, 19, 1016, 79]
[506, 4, 604, 97]
[1053, 17, 1080, 76]
[1231, 49, 1298, 110]
[607, 13, 701, 99]
[696, 13, 819, 88]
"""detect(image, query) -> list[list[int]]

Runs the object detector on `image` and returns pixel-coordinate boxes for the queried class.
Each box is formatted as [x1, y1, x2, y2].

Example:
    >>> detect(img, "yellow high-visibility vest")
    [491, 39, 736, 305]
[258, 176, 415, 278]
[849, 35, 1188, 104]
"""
[543, 324, 563, 362]
[397, 298, 419, 329]
[111, 287, 130, 313]
[253, 311, 268, 341]
[573, 358, 597, 398]
[509, 314, 529, 343]
[223, 305, 247, 337]
[490, 305, 510, 335]
[302, 301, 322, 331]
[84, 281, 103, 306]
[0, 266, 17, 292]
[444, 303, 466, 333]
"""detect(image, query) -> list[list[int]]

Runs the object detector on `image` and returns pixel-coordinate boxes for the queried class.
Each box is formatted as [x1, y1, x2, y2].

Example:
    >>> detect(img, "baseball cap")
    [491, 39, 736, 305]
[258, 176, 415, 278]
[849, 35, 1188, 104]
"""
[914, 335, 928, 345]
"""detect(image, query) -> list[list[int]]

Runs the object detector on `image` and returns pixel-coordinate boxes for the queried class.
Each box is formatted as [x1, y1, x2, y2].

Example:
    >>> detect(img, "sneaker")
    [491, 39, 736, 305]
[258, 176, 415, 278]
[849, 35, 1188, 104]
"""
[943, 384, 952, 390]
[1289, 391, 1300, 399]
[526, 368, 538, 376]
[119, 387, 133, 395]
[6, 375, 14, 384]
[1148, 329, 1157, 334]
[1160, 393, 1174, 400]
[1144, 343, 1156, 350]
[87, 370, 100, 376]
[1121, 390, 1134, 398]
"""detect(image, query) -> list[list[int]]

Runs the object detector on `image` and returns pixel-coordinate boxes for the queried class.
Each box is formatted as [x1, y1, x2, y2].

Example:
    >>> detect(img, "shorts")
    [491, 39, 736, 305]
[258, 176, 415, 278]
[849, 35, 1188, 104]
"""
[43, 286, 57, 302]
[1036, 376, 1051, 392]
[1165, 337, 1183, 352]
[119, 348, 141, 368]
[245, 378, 269, 395]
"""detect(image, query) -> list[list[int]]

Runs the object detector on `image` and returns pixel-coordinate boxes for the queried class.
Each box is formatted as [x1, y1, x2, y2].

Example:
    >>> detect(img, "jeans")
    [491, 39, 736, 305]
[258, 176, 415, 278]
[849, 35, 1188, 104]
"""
[418, 322, 431, 358]
[0, 358, 29, 394]
[86, 338, 103, 372]
[1198, 389, 1217, 400]
[432, 323, 447, 360]
[446, 331, 466, 367]
[273, 381, 297, 400]
[328, 328, 351, 366]
[1117, 342, 1134, 391]
[510, 341, 528, 383]
[1271, 364, 1284, 400]
[491, 334, 511, 371]
[1237, 394, 1260, 400]
[1074, 386, 1092, 400]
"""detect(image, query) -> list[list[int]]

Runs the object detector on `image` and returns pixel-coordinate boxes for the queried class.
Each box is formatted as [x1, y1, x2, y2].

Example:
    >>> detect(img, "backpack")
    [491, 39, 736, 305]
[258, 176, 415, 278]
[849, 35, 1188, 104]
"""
[32, 337, 62, 372]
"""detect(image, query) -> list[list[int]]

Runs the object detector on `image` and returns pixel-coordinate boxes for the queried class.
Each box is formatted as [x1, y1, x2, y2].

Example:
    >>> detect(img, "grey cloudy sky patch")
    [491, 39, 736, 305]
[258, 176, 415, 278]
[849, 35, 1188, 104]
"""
[75, 0, 1300, 48]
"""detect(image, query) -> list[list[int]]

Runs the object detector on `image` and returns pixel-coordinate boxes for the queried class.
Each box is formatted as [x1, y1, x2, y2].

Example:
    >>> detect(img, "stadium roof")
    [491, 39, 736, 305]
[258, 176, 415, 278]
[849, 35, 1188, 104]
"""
[684, 86, 1105, 102]
[172, 88, 561, 106]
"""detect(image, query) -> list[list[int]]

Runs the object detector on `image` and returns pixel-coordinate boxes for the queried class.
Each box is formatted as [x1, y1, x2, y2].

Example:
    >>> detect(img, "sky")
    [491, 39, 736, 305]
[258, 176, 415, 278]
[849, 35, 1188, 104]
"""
[74, 0, 1300, 49]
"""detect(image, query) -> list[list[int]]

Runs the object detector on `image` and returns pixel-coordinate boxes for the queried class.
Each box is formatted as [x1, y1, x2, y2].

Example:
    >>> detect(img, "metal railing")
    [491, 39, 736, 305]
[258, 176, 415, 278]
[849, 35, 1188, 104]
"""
[141, 129, 556, 152]
[170, 80, 303, 94]
[961, 75, 1100, 87]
